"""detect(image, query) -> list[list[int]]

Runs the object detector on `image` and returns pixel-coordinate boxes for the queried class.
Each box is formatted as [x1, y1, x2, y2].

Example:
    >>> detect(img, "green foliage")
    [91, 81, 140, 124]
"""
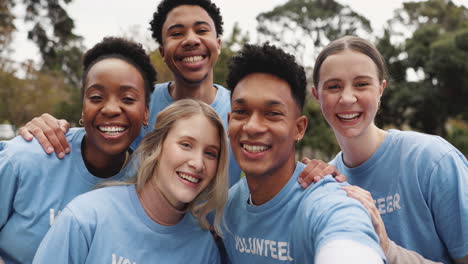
[381, 0, 468, 136]
[0, 0, 15, 54]
[214, 22, 249, 86]
[256, 0, 372, 63]
[446, 119, 468, 156]
[0, 64, 73, 127]
[298, 97, 339, 161]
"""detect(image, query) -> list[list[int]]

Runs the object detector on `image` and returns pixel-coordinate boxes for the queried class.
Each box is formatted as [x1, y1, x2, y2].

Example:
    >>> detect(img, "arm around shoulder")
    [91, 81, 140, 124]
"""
[385, 239, 443, 264]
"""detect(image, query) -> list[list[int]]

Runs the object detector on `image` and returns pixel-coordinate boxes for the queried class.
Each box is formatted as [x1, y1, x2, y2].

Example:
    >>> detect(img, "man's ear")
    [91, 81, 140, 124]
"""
[295, 115, 308, 142]
[159, 46, 165, 60]
[217, 37, 221, 55]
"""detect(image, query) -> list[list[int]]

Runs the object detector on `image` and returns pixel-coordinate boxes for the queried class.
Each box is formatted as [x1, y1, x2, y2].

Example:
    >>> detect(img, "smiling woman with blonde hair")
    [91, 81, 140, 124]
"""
[33, 99, 229, 263]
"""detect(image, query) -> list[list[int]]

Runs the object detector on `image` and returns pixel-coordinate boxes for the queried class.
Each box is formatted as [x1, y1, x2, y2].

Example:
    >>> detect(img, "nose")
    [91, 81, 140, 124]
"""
[242, 112, 267, 136]
[182, 30, 201, 48]
[339, 85, 357, 105]
[101, 97, 122, 117]
[188, 151, 204, 173]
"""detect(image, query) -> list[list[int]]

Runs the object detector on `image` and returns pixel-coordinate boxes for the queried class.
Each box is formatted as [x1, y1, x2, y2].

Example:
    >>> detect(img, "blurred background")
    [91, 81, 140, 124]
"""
[1, 0, 467, 159]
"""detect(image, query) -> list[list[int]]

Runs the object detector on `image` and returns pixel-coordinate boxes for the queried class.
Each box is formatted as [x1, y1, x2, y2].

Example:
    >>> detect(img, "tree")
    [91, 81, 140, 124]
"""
[379, 0, 468, 136]
[256, 0, 372, 64]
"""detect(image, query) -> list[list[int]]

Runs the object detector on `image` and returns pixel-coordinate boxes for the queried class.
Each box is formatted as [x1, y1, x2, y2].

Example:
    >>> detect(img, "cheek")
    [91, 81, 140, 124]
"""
[205, 159, 219, 180]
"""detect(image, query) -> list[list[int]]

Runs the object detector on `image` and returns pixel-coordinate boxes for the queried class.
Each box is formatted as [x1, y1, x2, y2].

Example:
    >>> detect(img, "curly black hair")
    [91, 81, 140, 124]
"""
[82, 37, 157, 107]
[226, 43, 306, 111]
[150, 0, 223, 45]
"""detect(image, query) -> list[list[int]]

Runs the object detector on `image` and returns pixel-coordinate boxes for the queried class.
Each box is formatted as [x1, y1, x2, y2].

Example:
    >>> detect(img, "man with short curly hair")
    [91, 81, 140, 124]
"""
[18, 0, 242, 187]
[222, 43, 386, 263]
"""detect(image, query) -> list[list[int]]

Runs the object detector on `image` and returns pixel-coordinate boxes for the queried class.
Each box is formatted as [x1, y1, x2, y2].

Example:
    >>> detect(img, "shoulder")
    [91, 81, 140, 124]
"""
[389, 129, 457, 154]
[388, 129, 466, 168]
[298, 176, 365, 221]
[66, 185, 130, 218]
[226, 178, 248, 206]
[214, 84, 230, 97]
[0, 127, 83, 157]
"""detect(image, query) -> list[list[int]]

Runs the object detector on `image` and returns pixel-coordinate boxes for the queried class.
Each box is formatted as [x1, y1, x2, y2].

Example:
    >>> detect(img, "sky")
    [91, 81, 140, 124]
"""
[9, 0, 468, 66]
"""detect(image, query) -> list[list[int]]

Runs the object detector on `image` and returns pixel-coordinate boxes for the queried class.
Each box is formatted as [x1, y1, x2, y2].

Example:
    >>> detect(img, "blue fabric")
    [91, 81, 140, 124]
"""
[331, 129, 468, 263]
[0, 128, 130, 264]
[222, 162, 384, 263]
[33, 185, 220, 264]
[132, 82, 241, 187]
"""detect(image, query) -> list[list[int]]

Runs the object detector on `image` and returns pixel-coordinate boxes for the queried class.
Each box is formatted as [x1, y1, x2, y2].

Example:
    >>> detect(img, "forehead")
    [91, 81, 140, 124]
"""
[163, 5, 215, 29]
[232, 73, 297, 108]
[169, 114, 220, 146]
[85, 58, 145, 88]
[319, 50, 379, 81]
[86, 58, 143, 81]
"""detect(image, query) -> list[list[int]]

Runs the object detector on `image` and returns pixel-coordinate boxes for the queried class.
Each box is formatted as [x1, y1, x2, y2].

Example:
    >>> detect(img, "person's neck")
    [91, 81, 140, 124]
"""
[336, 124, 387, 168]
[169, 75, 217, 104]
[246, 153, 297, 206]
[137, 178, 187, 226]
[82, 137, 128, 178]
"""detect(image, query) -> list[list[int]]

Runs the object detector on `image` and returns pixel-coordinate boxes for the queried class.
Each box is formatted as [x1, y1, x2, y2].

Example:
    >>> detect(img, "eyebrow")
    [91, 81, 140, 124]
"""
[85, 84, 139, 92]
[167, 21, 211, 32]
[324, 75, 373, 83]
[233, 98, 285, 107]
[180, 135, 220, 150]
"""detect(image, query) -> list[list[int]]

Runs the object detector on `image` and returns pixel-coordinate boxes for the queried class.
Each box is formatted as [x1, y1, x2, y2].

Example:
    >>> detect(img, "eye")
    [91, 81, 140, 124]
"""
[197, 28, 209, 34]
[170, 32, 183, 37]
[205, 150, 218, 159]
[122, 97, 136, 104]
[327, 84, 340, 89]
[356, 82, 369, 88]
[89, 95, 103, 102]
[266, 111, 282, 117]
[232, 109, 246, 115]
[180, 142, 191, 149]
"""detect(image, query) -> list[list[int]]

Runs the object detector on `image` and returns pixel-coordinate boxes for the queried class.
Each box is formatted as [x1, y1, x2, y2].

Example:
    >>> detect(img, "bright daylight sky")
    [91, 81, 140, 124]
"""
[10, 0, 468, 67]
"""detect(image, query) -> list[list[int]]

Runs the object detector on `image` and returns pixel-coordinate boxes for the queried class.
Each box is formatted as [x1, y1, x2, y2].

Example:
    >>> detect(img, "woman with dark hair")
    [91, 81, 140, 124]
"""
[0, 37, 156, 263]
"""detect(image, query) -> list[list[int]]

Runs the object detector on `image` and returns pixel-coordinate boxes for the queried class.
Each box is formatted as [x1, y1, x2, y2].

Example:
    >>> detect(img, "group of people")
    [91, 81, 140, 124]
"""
[0, 0, 466, 263]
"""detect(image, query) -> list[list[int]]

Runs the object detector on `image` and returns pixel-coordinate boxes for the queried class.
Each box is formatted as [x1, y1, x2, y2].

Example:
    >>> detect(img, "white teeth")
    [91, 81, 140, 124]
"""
[242, 144, 269, 153]
[98, 126, 126, 135]
[337, 113, 360, 120]
[182, 56, 203, 63]
[179, 173, 200, 183]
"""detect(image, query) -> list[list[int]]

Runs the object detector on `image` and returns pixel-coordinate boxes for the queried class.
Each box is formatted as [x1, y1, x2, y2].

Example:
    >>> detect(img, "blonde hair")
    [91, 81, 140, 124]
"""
[103, 99, 228, 235]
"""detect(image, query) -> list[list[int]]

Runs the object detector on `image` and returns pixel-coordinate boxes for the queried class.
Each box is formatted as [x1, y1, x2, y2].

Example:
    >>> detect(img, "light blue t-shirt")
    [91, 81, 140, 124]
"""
[0, 128, 130, 264]
[33, 185, 220, 264]
[222, 162, 385, 263]
[331, 129, 468, 263]
[132, 82, 241, 187]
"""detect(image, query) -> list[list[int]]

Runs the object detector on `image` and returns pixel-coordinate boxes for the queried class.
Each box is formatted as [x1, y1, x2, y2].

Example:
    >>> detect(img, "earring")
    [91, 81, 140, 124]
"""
[78, 119, 84, 126]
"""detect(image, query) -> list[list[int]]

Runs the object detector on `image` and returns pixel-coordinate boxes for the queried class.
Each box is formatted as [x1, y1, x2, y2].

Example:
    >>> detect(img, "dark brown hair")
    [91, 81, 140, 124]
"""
[313, 36, 388, 88]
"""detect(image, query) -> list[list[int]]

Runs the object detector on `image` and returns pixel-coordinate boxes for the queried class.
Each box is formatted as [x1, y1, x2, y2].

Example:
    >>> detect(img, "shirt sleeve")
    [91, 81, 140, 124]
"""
[33, 207, 90, 264]
[300, 180, 385, 261]
[316, 239, 383, 264]
[0, 147, 18, 229]
[427, 150, 468, 259]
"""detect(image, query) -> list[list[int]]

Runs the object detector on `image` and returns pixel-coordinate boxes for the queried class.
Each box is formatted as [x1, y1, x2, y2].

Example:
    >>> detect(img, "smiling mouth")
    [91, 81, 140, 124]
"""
[242, 144, 271, 153]
[178, 172, 201, 184]
[336, 113, 361, 122]
[98, 126, 127, 136]
[181, 55, 205, 63]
